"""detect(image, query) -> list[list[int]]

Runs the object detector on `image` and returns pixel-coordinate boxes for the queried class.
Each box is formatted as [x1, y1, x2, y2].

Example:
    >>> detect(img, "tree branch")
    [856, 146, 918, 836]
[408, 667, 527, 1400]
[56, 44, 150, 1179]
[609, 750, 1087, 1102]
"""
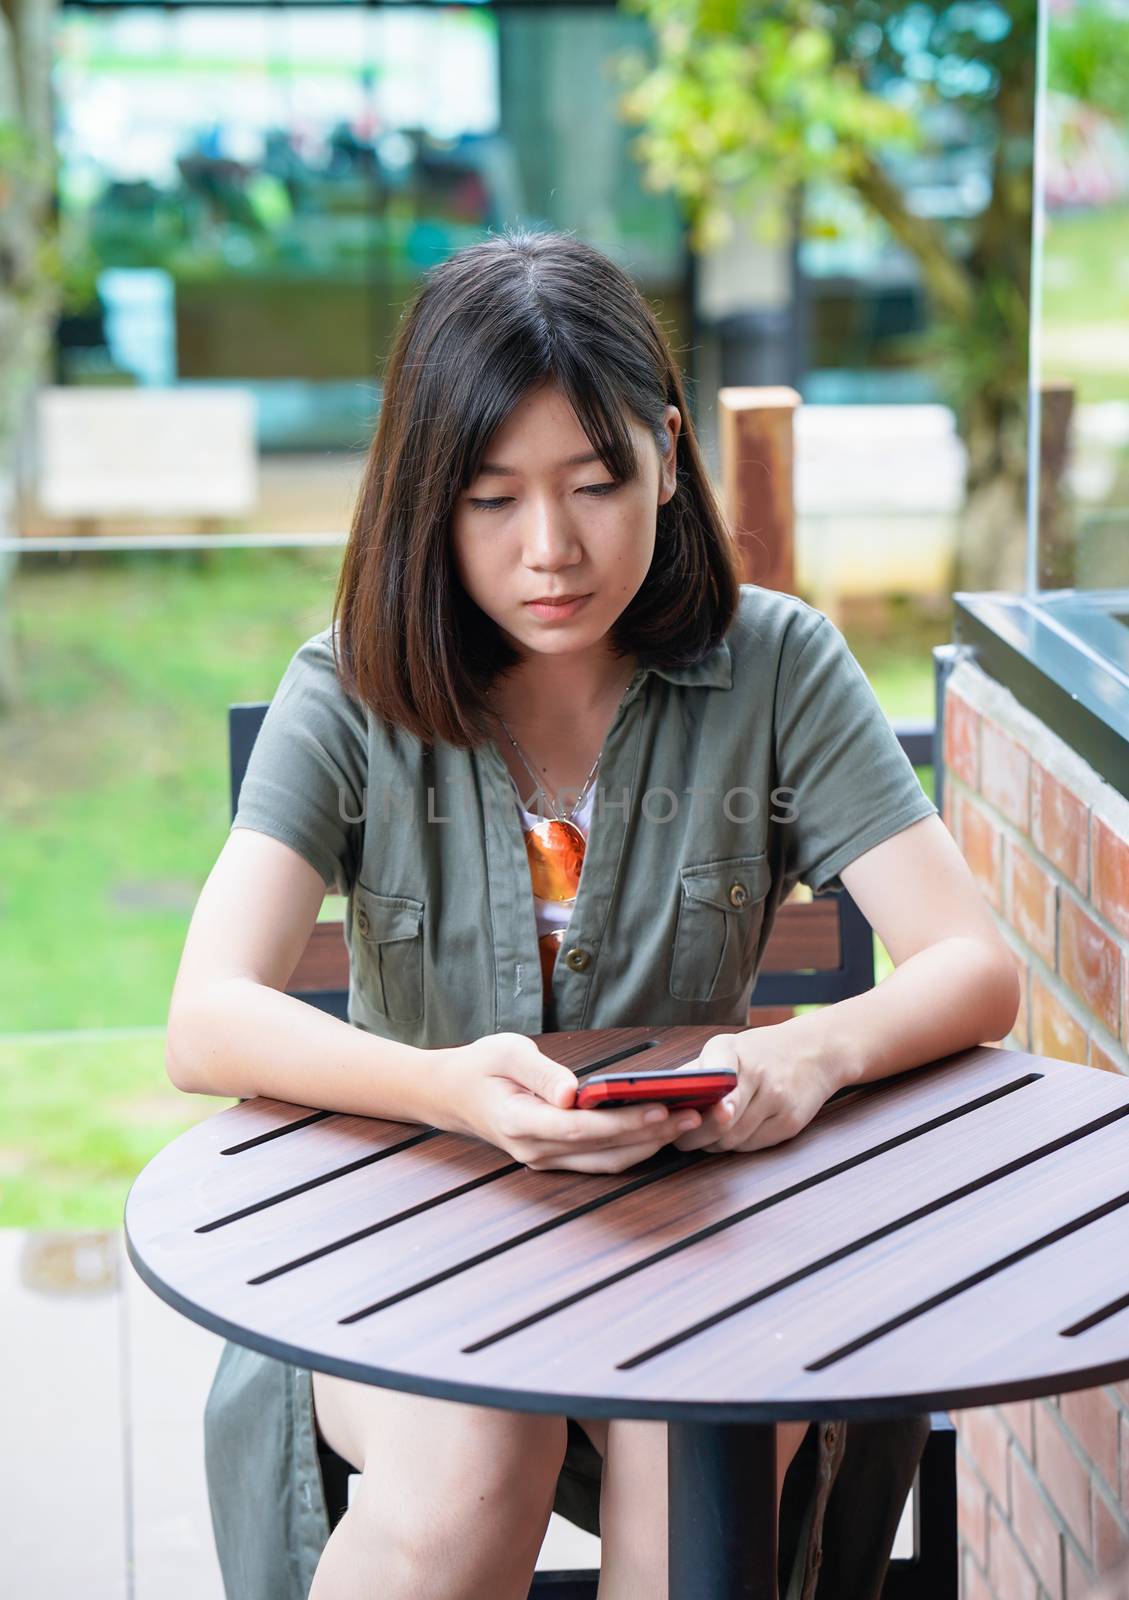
[849, 150, 976, 324]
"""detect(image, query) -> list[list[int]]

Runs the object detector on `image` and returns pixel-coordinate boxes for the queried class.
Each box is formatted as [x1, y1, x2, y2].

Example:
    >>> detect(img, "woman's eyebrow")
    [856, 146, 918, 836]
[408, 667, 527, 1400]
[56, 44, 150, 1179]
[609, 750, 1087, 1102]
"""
[477, 450, 603, 477]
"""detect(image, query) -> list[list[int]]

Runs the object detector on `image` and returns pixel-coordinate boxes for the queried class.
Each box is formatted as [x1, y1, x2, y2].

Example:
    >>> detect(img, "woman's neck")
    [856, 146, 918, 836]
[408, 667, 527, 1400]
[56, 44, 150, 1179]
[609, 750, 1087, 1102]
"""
[488, 652, 638, 735]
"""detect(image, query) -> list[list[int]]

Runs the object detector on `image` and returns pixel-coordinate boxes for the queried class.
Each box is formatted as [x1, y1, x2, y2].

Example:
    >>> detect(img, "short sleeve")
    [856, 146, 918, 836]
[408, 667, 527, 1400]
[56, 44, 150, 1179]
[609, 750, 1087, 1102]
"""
[231, 629, 367, 896]
[774, 614, 938, 894]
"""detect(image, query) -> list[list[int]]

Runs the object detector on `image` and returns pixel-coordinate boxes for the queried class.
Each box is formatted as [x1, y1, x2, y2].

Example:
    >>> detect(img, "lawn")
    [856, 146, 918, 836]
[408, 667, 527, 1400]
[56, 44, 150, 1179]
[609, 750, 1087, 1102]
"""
[0, 549, 946, 1226]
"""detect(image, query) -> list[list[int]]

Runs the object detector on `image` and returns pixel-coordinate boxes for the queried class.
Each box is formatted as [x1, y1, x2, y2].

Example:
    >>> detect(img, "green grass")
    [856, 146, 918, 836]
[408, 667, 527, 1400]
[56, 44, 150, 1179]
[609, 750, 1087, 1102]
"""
[1042, 202, 1129, 329]
[0, 546, 343, 1033]
[0, 554, 946, 1226]
[0, 1029, 230, 1227]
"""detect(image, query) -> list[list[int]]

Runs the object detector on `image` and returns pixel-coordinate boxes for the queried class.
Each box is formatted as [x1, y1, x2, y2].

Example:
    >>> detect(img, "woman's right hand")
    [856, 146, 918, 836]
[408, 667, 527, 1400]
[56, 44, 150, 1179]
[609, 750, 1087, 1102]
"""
[434, 1031, 702, 1174]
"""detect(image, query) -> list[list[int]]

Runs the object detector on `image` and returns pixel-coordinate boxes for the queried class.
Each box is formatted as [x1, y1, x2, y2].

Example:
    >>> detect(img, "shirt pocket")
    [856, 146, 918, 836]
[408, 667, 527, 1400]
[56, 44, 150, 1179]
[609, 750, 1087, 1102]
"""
[351, 885, 425, 1023]
[668, 853, 772, 1003]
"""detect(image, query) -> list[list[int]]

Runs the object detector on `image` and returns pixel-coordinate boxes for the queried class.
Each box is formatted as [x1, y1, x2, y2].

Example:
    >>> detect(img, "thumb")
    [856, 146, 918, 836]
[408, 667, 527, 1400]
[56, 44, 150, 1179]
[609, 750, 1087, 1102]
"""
[516, 1050, 576, 1108]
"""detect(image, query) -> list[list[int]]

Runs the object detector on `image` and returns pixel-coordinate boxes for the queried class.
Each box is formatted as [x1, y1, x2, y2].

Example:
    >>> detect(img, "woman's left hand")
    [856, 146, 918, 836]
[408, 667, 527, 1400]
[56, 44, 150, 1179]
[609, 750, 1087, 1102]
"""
[672, 1023, 841, 1154]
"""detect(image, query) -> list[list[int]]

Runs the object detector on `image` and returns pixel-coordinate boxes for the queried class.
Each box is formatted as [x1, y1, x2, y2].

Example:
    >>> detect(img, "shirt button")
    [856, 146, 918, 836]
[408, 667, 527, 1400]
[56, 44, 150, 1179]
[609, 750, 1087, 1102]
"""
[564, 947, 591, 972]
[728, 881, 749, 908]
[356, 908, 370, 936]
[823, 1423, 837, 1448]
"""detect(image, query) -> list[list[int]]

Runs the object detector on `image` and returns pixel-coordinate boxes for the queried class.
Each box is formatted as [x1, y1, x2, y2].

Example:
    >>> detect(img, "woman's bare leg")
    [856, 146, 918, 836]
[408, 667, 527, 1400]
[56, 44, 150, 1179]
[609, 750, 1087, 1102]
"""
[309, 1369, 569, 1600]
[574, 1415, 811, 1600]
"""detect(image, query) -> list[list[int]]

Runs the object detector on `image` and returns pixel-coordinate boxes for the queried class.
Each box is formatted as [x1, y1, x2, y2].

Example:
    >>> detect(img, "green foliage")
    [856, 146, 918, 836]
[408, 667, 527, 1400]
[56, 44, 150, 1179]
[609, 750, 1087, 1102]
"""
[1048, 0, 1129, 120]
[614, 0, 1037, 572]
[616, 0, 920, 249]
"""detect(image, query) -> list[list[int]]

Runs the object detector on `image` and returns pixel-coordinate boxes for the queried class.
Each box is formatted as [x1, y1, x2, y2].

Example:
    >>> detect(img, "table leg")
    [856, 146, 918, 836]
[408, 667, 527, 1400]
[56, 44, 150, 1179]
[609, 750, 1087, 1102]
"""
[668, 1419, 778, 1599]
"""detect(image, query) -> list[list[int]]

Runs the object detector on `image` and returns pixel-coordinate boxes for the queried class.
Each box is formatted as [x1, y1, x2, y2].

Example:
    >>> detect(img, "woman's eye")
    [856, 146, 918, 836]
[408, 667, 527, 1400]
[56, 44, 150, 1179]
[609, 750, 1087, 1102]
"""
[467, 483, 618, 513]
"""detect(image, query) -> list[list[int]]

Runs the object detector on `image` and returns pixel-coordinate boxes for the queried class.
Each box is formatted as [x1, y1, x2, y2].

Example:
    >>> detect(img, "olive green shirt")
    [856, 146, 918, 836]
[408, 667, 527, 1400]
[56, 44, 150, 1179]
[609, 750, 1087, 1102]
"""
[232, 583, 937, 1041]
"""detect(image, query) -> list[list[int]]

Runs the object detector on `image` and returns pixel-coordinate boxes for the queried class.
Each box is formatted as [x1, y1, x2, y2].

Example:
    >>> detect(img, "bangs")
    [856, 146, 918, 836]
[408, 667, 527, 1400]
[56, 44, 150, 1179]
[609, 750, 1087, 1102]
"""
[449, 325, 643, 497]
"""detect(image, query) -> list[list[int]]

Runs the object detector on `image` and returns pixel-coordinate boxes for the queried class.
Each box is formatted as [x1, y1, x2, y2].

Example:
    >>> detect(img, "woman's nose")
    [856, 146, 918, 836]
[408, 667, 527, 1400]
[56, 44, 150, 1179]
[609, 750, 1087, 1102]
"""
[522, 497, 583, 563]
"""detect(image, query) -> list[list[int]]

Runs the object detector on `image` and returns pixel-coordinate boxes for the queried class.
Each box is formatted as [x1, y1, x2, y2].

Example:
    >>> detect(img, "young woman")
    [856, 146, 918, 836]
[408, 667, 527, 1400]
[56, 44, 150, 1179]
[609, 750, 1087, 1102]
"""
[169, 227, 1020, 1600]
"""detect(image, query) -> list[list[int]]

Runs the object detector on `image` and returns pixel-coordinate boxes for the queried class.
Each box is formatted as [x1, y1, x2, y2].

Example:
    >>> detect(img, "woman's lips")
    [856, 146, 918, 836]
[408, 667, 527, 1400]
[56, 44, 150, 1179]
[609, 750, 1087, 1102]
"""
[524, 594, 592, 620]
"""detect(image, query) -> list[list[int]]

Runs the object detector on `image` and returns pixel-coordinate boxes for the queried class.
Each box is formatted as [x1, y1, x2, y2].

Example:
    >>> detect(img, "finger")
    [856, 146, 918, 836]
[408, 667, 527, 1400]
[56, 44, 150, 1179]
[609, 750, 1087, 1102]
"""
[720, 1109, 798, 1154]
[672, 1097, 739, 1151]
[545, 1136, 689, 1174]
[519, 1104, 703, 1158]
[489, 1041, 580, 1109]
[504, 1091, 699, 1148]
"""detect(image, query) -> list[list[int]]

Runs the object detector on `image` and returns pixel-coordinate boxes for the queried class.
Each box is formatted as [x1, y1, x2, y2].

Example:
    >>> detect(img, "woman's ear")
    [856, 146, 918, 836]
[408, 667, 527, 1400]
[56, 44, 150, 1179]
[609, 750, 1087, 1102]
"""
[658, 405, 682, 506]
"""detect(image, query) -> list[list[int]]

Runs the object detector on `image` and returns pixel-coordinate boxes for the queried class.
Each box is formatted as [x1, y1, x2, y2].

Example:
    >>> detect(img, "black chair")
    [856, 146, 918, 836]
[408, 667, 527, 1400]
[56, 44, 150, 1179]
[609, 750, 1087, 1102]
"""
[228, 701, 957, 1599]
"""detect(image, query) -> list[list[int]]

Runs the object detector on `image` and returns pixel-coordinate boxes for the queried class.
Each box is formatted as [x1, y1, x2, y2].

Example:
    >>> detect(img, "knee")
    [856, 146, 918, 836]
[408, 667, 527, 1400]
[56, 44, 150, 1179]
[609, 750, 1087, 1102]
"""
[347, 1412, 568, 1569]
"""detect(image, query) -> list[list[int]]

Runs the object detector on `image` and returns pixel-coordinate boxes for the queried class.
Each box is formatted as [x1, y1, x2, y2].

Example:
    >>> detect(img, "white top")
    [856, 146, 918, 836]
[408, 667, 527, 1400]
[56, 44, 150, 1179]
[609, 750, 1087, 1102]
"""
[508, 775, 596, 945]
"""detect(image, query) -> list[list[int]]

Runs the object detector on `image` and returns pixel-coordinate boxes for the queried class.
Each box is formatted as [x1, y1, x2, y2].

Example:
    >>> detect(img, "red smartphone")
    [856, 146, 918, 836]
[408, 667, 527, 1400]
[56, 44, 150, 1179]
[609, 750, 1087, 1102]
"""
[574, 1067, 737, 1113]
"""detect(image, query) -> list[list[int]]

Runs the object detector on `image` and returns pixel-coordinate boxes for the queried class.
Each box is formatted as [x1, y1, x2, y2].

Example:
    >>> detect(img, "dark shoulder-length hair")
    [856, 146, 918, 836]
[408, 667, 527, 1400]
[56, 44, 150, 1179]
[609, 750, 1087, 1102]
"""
[332, 225, 743, 749]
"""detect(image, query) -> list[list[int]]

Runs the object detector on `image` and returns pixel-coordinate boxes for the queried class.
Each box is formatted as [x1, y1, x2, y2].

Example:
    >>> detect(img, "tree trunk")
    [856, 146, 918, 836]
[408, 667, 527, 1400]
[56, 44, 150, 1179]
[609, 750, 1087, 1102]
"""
[950, 390, 1029, 594]
[949, 57, 1035, 595]
[0, 0, 61, 709]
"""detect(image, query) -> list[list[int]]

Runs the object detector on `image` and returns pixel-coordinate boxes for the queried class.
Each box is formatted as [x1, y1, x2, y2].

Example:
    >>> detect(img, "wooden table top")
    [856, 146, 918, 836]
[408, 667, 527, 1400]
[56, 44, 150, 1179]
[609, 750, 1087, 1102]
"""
[125, 1026, 1129, 1422]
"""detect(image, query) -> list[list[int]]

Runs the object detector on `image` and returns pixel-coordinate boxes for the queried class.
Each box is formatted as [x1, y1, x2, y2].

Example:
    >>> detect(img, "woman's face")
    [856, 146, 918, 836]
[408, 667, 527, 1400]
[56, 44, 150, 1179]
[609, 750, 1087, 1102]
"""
[450, 381, 681, 661]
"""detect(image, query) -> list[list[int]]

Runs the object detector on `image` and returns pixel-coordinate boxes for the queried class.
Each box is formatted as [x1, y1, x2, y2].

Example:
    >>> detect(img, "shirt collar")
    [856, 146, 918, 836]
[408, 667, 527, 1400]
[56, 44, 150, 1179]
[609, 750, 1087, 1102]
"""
[636, 636, 733, 691]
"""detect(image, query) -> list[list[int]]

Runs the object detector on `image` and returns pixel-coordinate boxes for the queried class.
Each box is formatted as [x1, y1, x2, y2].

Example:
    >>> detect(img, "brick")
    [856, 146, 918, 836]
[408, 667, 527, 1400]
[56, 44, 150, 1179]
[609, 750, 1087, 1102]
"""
[1064, 1538, 1095, 1600]
[946, 688, 981, 789]
[1094, 816, 1129, 942]
[1089, 1036, 1128, 1075]
[1002, 1400, 1036, 1457]
[963, 1549, 994, 1600]
[1037, 1404, 1093, 1551]
[959, 1451, 990, 1570]
[1094, 1487, 1129, 1575]
[962, 795, 1005, 913]
[1032, 760, 1090, 896]
[1011, 1446, 1066, 1596]
[988, 1499, 1039, 1600]
[1060, 893, 1122, 1036]
[1123, 1411, 1129, 1520]
[1124, 948, 1129, 1049]
[960, 1407, 1012, 1512]
[1031, 972, 1089, 1065]
[1006, 838, 1058, 967]
[1061, 1388, 1121, 1493]
[983, 716, 1031, 831]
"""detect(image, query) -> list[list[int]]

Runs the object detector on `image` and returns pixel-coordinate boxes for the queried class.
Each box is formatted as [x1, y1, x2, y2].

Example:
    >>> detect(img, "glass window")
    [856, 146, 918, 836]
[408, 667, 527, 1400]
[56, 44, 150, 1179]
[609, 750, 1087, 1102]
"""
[1031, 0, 1129, 593]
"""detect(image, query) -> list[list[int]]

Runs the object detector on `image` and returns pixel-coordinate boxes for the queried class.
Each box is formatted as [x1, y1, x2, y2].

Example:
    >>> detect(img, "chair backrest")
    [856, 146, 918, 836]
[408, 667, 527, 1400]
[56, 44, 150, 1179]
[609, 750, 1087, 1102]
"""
[228, 703, 935, 1025]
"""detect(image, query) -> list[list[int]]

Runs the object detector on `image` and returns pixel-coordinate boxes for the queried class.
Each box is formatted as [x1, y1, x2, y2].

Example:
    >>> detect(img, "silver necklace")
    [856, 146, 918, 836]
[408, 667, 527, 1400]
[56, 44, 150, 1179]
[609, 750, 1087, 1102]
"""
[494, 715, 602, 826]
[490, 671, 637, 827]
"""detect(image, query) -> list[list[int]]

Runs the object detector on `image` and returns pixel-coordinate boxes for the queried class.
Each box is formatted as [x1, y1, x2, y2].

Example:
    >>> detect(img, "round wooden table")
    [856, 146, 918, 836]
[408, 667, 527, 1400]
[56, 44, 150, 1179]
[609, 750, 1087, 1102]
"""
[125, 1025, 1129, 1598]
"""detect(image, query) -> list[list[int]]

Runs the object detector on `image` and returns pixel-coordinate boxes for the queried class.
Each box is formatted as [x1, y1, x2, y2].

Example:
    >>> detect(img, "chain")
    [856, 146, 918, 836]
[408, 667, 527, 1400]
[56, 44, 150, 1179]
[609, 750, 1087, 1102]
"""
[494, 715, 601, 824]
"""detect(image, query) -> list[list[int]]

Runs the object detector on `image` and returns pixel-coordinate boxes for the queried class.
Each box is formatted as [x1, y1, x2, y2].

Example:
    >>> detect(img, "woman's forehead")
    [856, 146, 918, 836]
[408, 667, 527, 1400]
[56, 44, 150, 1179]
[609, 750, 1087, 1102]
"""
[481, 385, 643, 468]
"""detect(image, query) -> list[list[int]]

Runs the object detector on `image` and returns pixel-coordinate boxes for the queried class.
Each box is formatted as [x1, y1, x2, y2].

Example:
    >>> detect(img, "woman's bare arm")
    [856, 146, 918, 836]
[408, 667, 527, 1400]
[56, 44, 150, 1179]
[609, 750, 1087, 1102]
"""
[165, 828, 451, 1125]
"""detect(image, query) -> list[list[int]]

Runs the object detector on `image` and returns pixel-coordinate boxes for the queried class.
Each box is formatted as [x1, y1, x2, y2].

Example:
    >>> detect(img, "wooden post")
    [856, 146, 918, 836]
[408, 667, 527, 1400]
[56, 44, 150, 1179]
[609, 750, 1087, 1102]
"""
[1037, 381, 1075, 590]
[718, 387, 801, 1029]
[717, 386, 800, 592]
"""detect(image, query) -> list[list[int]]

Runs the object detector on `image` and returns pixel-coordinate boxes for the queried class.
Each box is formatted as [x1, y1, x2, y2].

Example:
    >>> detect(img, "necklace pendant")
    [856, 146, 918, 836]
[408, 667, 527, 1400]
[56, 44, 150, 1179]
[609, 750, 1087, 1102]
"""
[523, 817, 586, 904]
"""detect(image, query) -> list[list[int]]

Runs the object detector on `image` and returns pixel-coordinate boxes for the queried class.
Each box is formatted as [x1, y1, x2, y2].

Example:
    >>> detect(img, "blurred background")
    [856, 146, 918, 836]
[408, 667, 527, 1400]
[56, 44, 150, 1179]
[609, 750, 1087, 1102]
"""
[0, 0, 1125, 1228]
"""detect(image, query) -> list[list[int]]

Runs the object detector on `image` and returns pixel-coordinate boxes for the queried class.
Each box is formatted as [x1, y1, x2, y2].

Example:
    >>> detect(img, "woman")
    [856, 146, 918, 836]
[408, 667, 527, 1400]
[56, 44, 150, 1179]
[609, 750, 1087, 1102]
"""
[168, 227, 1020, 1600]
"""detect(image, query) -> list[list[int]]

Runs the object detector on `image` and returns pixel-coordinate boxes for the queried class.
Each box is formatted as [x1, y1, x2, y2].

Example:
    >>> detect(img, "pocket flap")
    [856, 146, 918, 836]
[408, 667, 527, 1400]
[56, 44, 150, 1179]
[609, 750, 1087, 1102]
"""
[353, 886, 424, 943]
[679, 854, 772, 913]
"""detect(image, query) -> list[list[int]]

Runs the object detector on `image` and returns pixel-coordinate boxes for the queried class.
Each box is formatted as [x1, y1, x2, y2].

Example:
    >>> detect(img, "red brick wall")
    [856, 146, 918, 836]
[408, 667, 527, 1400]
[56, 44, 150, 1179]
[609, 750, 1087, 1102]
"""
[942, 659, 1129, 1599]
